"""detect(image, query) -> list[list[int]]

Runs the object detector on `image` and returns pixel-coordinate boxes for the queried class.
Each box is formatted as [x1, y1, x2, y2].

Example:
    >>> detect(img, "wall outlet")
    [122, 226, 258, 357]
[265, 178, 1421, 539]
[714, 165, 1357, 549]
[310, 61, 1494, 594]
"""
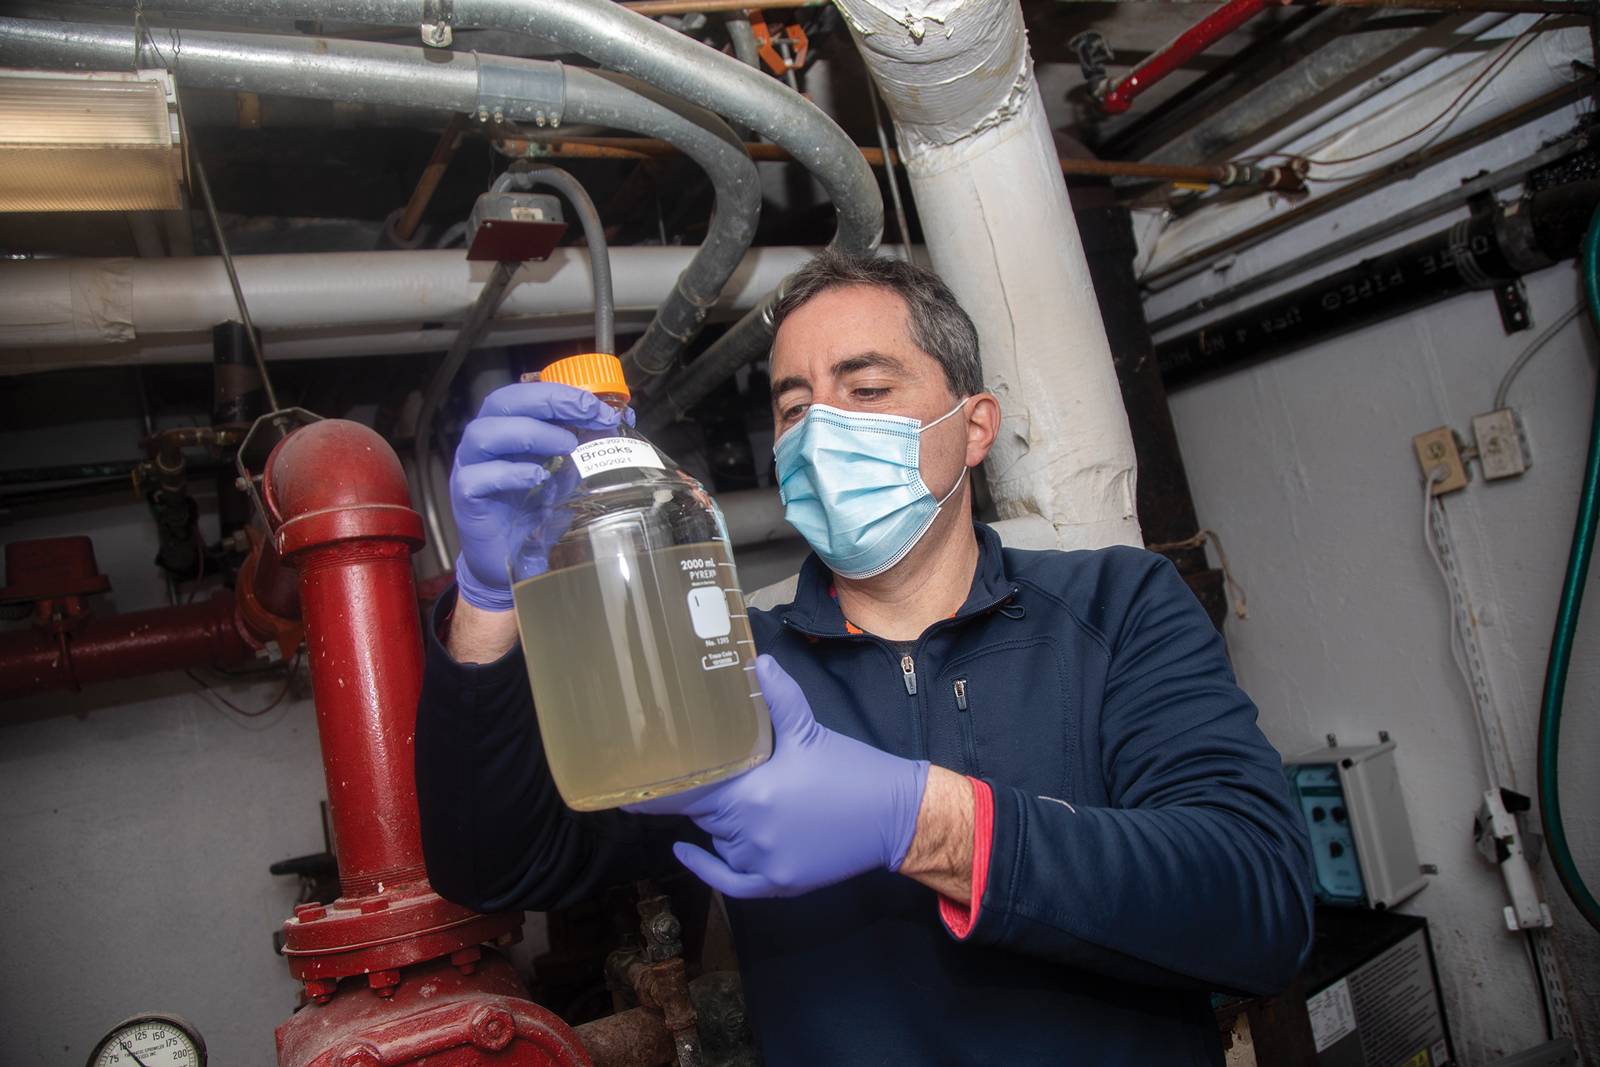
[1414, 427, 1470, 494]
[1471, 408, 1531, 480]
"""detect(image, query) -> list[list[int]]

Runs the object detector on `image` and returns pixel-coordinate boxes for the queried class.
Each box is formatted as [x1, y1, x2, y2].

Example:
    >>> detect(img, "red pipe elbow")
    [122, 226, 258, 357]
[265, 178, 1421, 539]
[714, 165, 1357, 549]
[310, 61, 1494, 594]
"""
[263, 420, 428, 896]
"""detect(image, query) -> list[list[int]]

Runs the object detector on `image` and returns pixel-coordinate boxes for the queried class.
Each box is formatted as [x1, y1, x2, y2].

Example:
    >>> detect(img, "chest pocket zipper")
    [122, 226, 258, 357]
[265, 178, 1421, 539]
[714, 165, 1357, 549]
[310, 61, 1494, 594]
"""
[954, 678, 979, 774]
[900, 654, 917, 695]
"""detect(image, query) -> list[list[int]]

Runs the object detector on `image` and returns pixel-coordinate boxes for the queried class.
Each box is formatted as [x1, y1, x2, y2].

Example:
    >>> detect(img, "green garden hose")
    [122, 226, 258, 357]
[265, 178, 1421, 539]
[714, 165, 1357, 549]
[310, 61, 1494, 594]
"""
[1537, 201, 1600, 934]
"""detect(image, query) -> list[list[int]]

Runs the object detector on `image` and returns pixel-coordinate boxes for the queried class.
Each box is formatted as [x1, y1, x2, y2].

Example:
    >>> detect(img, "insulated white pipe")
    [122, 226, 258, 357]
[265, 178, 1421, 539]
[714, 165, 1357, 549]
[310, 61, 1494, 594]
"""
[0, 245, 814, 353]
[1141, 24, 1590, 279]
[0, 316, 659, 375]
[835, 0, 1140, 551]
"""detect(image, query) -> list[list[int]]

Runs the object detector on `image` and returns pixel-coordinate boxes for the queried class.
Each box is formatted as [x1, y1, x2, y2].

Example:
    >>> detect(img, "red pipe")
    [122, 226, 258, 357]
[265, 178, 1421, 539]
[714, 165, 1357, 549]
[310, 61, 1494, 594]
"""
[262, 420, 519, 1008]
[262, 419, 430, 897]
[1094, 0, 1285, 115]
[0, 592, 254, 700]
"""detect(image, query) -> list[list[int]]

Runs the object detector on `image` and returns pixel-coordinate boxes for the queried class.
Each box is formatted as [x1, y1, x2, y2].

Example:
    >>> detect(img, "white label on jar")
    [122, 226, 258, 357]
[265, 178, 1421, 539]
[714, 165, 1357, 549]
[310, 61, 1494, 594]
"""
[686, 587, 731, 639]
[570, 438, 665, 479]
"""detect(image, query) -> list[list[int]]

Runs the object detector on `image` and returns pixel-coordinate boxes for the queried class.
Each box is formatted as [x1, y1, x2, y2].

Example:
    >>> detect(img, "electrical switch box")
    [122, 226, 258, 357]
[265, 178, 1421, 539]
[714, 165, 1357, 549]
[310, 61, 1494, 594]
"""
[1284, 740, 1426, 910]
[1413, 427, 1469, 495]
[1471, 408, 1531, 480]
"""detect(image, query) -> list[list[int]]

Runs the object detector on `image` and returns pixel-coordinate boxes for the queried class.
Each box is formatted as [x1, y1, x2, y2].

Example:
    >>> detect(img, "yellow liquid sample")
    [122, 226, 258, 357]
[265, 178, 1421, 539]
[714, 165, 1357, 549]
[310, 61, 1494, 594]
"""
[513, 539, 771, 810]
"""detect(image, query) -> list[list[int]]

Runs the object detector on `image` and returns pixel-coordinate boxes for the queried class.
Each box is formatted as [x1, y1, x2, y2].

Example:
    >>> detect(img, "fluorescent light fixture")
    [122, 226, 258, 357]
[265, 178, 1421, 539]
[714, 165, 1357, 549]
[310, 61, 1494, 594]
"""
[0, 68, 186, 212]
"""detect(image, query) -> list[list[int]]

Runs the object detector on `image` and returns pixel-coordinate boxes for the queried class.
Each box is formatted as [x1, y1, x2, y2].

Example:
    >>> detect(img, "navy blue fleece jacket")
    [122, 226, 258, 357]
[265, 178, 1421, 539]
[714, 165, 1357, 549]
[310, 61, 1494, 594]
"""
[415, 522, 1315, 1065]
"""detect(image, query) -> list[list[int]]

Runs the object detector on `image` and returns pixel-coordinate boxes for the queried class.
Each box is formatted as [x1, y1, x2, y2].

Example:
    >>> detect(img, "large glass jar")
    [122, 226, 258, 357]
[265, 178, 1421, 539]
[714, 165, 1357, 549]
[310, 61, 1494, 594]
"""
[508, 352, 772, 811]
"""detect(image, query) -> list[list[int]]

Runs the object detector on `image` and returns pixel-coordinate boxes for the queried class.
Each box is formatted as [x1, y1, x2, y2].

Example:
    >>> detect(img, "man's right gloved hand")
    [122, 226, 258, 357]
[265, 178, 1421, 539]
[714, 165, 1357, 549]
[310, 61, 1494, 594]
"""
[449, 382, 623, 611]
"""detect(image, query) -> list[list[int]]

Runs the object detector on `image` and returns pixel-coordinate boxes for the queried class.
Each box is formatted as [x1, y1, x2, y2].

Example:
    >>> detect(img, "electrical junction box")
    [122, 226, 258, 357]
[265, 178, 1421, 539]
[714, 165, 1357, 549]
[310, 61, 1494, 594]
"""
[1303, 908, 1455, 1067]
[466, 191, 567, 262]
[1471, 408, 1531, 481]
[1284, 740, 1427, 910]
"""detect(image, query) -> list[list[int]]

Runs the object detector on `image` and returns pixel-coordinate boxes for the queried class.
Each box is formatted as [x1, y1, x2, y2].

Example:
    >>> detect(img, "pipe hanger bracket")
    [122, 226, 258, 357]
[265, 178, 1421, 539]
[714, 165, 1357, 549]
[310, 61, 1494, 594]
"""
[421, 0, 453, 47]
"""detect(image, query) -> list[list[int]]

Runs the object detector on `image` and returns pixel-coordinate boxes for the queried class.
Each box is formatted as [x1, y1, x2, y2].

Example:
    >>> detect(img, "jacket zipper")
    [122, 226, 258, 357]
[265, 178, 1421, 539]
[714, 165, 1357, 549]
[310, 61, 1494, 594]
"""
[954, 679, 979, 773]
[900, 654, 917, 695]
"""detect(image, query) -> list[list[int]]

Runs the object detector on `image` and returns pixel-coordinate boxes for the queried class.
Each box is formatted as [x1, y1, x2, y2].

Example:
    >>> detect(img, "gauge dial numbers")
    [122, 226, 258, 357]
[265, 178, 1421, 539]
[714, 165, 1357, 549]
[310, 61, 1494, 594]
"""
[88, 1015, 206, 1067]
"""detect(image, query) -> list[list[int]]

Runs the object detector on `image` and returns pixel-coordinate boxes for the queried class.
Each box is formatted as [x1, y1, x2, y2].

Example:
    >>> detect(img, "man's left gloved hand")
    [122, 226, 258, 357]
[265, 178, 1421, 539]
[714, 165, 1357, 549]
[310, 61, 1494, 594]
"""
[625, 655, 930, 898]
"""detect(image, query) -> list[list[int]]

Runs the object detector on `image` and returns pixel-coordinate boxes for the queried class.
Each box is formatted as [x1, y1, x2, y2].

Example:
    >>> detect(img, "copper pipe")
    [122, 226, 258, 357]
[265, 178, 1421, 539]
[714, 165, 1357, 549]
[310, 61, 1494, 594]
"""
[498, 135, 1296, 188]
[623, 0, 822, 14]
[397, 112, 469, 242]
[1143, 76, 1595, 286]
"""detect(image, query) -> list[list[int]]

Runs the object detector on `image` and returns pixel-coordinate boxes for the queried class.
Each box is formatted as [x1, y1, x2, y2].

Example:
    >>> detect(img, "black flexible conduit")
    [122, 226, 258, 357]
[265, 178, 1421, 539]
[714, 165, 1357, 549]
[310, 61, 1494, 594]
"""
[413, 164, 614, 571]
[494, 164, 615, 353]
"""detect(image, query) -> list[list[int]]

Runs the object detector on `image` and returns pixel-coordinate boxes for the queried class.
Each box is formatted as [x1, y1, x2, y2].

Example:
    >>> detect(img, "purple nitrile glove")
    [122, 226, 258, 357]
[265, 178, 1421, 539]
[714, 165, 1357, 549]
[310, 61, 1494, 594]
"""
[449, 381, 625, 612]
[625, 655, 930, 898]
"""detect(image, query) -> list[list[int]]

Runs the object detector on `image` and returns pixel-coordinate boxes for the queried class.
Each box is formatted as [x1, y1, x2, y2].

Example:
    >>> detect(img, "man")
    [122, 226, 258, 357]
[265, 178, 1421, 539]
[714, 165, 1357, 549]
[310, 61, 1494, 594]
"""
[417, 250, 1314, 1064]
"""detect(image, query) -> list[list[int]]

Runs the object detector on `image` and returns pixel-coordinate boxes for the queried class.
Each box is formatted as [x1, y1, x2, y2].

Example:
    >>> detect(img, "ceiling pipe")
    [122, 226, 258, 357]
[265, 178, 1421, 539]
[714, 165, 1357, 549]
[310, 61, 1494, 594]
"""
[0, 245, 813, 356]
[832, 0, 1142, 551]
[1140, 24, 1591, 281]
[48, 0, 885, 377]
[1137, 9, 1474, 167]
[1155, 179, 1600, 389]
[1075, 0, 1291, 116]
[0, 16, 762, 383]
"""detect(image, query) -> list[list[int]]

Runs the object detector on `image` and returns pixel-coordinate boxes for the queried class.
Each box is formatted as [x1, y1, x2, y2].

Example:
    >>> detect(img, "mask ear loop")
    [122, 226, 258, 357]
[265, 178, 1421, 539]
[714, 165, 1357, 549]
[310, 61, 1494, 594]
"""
[935, 465, 969, 507]
[924, 396, 973, 506]
[919, 396, 971, 435]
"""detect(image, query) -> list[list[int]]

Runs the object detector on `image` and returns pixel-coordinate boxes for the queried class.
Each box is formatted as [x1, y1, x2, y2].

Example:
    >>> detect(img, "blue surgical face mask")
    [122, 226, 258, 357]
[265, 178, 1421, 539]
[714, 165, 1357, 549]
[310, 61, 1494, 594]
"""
[774, 399, 969, 579]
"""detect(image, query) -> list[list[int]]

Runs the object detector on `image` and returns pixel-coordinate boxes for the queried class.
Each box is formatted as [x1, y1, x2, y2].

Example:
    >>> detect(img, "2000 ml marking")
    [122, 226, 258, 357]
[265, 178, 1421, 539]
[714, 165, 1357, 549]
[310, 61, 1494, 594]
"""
[681, 557, 718, 583]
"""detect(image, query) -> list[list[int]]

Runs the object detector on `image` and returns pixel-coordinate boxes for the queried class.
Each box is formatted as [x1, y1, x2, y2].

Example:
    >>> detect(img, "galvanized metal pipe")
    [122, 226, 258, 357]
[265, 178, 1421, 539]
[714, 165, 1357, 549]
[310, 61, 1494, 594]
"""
[0, 17, 764, 381]
[47, 0, 881, 253]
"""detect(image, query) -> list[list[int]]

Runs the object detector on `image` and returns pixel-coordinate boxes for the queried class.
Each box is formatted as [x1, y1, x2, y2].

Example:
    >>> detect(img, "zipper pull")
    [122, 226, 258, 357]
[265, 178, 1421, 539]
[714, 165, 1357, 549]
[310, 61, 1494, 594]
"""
[901, 654, 917, 696]
[953, 679, 968, 711]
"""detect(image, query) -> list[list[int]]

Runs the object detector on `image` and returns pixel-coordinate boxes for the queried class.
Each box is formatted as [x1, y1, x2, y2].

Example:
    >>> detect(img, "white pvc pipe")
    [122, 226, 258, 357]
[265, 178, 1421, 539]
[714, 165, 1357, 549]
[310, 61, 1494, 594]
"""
[836, 0, 1141, 551]
[0, 244, 815, 355]
[1141, 24, 1589, 278]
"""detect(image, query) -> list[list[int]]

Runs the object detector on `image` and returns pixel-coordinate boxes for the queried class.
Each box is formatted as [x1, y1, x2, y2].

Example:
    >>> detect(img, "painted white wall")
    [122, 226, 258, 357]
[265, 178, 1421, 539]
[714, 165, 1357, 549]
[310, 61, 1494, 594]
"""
[1166, 258, 1600, 1060]
[1, 682, 325, 1067]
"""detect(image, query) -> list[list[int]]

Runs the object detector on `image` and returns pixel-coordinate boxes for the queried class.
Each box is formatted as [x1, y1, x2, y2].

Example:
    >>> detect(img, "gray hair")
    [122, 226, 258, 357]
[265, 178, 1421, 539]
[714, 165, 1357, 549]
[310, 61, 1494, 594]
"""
[770, 248, 985, 398]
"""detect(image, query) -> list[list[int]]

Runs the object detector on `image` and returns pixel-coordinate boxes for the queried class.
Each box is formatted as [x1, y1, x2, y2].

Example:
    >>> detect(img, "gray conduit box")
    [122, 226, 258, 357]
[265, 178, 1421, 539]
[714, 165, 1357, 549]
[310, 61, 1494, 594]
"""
[1284, 740, 1427, 910]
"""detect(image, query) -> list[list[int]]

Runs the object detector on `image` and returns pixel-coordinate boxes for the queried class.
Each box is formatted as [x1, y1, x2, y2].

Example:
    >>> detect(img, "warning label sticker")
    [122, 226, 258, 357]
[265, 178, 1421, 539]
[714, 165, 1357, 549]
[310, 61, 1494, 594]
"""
[1308, 978, 1357, 1053]
[571, 438, 665, 479]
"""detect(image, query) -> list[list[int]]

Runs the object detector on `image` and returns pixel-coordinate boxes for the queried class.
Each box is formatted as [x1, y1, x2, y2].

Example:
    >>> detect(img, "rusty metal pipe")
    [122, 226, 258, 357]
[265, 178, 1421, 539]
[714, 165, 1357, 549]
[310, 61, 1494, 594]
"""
[572, 1009, 676, 1067]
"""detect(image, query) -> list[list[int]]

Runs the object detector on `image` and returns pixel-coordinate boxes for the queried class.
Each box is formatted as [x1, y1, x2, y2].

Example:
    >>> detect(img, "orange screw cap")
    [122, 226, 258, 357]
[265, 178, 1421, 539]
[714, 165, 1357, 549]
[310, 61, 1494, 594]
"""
[538, 352, 630, 401]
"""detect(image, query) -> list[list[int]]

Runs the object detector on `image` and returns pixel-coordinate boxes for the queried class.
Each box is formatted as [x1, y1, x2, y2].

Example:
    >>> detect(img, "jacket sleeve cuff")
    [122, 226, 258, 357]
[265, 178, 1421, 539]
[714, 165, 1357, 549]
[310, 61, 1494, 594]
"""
[938, 777, 994, 939]
[425, 585, 526, 695]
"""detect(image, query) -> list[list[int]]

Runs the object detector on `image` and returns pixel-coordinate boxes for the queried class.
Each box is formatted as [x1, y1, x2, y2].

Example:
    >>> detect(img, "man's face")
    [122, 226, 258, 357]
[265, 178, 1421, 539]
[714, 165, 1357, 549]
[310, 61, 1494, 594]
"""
[770, 284, 979, 499]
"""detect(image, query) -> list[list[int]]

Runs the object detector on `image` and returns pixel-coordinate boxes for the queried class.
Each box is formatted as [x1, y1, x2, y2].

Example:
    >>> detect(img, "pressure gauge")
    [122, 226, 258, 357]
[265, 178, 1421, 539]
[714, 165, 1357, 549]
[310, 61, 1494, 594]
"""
[87, 1015, 206, 1067]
